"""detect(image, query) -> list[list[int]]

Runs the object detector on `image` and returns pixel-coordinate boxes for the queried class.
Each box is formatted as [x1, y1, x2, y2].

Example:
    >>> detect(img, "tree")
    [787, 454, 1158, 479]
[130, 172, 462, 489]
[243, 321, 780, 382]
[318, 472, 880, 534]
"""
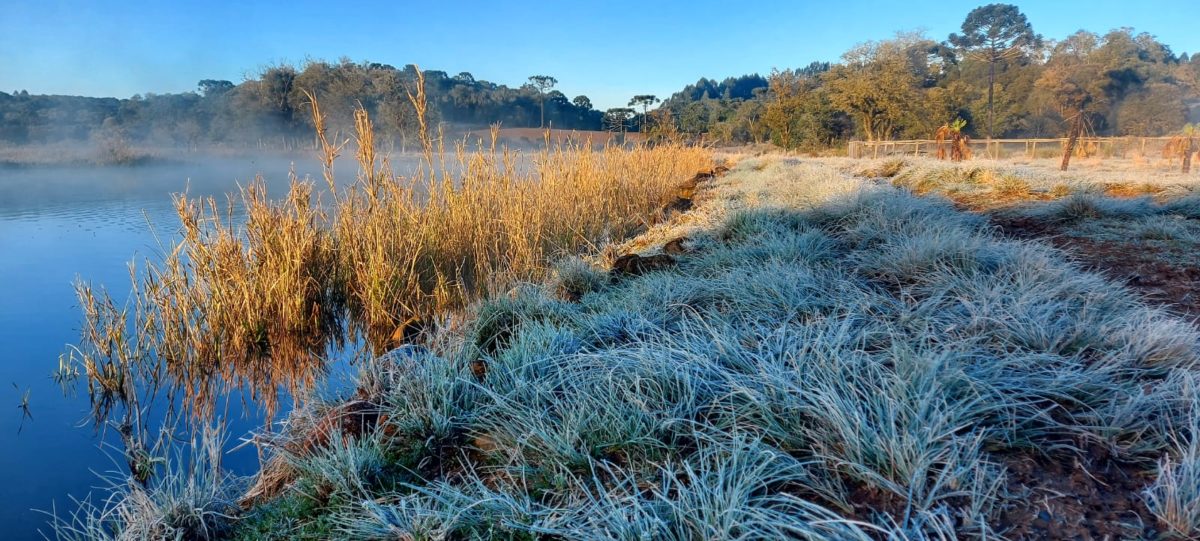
[253, 64, 299, 132]
[765, 68, 845, 149]
[825, 34, 936, 141]
[628, 95, 660, 131]
[572, 95, 592, 110]
[528, 75, 558, 128]
[603, 107, 634, 137]
[948, 4, 1041, 139]
[732, 99, 768, 144]
[1036, 31, 1108, 170]
[1090, 29, 1188, 135]
[197, 79, 234, 97]
[1116, 82, 1188, 136]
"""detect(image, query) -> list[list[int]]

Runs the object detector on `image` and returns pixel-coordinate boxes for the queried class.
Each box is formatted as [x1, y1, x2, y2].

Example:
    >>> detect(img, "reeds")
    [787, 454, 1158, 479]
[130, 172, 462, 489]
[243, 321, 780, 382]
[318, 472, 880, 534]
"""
[61, 67, 712, 442]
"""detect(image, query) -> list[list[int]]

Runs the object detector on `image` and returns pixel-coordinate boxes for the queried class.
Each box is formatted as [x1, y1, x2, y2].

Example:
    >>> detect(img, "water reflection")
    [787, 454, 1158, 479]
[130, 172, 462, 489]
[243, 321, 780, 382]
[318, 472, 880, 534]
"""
[0, 153, 410, 539]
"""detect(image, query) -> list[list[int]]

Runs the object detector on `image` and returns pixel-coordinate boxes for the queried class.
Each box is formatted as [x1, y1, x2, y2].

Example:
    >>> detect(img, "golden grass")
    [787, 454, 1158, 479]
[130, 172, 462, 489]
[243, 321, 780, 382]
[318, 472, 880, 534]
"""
[475, 127, 647, 148]
[841, 156, 1200, 212]
[64, 73, 712, 431]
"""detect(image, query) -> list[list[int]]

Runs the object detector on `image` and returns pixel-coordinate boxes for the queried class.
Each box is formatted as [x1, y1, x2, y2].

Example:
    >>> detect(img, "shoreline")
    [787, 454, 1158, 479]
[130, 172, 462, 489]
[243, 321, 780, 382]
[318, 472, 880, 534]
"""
[223, 157, 1200, 538]
[0, 145, 317, 169]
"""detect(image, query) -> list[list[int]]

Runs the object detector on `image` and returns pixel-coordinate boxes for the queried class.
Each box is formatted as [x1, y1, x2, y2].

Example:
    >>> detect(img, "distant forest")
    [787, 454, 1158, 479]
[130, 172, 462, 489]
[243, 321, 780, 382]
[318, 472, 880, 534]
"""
[0, 62, 608, 149]
[3, 4, 1200, 151]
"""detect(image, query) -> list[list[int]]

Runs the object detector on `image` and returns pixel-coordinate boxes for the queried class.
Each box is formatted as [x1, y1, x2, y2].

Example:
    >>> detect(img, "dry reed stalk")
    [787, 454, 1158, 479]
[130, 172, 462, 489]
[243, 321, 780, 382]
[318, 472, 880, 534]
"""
[404, 66, 434, 170]
[303, 89, 344, 192]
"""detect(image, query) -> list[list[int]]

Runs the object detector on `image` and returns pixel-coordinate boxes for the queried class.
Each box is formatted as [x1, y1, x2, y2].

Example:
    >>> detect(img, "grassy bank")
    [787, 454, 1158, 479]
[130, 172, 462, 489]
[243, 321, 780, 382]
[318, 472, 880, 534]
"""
[54, 156, 1200, 539]
[853, 156, 1200, 210]
[851, 156, 1200, 324]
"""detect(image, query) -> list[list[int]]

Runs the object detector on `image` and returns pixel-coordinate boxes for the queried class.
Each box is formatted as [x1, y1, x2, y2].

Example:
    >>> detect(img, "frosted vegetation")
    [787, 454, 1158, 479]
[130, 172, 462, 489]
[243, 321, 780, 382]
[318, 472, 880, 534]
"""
[52, 158, 1200, 539]
[857, 157, 1200, 203]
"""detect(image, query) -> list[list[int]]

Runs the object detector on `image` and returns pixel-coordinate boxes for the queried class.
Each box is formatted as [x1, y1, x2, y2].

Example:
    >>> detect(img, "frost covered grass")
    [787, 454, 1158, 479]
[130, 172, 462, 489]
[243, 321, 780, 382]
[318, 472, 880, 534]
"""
[44, 430, 241, 541]
[848, 156, 1200, 212]
[54, 157, 1200, 539]
[1145, 384, 1200, 538]
[849, 157, 1200, 278]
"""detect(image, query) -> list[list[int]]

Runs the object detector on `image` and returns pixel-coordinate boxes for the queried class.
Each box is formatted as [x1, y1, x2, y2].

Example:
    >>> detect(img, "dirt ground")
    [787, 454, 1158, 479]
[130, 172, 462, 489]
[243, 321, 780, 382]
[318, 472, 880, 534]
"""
[993, 214, 1200, 322]
[996, 445, 1162, 540]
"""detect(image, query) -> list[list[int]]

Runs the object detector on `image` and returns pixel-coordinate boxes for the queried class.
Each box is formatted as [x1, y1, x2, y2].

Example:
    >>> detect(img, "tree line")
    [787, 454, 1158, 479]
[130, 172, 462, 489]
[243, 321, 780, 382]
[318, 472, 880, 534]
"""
[0, 61, 609, 149]
[661, 4, 1200, 150]
[2, 5, 1198, 152]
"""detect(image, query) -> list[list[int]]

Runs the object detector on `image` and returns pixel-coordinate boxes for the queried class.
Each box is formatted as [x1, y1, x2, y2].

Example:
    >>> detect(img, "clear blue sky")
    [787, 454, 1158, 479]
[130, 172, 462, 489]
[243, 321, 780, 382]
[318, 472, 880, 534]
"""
[1, 0, 1197, 110]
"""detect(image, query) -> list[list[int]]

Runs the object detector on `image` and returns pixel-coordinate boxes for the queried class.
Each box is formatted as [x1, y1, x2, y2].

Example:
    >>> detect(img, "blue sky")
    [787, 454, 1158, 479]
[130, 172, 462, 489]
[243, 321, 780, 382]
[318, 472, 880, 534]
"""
[1, 0, 1198, 110]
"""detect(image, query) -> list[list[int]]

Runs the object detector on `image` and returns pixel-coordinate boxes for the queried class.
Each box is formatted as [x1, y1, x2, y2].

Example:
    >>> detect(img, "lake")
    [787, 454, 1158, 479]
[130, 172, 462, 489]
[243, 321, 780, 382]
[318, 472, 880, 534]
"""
[0, 153, 382, 539]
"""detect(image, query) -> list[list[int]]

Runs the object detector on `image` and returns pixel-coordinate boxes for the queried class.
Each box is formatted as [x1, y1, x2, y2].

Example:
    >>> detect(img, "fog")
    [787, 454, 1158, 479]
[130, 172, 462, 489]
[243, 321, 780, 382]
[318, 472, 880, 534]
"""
[0, 60, 613, 171]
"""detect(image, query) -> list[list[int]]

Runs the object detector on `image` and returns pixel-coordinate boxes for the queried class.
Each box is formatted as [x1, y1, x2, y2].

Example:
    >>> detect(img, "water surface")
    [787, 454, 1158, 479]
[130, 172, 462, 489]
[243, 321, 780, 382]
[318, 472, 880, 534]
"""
[0, 153, 387, 539]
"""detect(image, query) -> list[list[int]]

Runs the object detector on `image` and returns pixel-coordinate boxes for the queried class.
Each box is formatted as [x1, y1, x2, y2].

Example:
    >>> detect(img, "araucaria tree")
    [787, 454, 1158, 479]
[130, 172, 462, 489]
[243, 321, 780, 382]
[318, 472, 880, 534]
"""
[528, 75, 558, 128]
[604, 107, 634, 136]
[948, 4, 1040, 139]
[628, 95, 659, 131]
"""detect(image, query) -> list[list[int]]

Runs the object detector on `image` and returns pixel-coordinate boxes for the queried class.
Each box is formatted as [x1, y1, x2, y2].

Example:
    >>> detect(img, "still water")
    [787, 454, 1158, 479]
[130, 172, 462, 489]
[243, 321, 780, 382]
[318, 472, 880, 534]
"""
[0, 154, 374, 539]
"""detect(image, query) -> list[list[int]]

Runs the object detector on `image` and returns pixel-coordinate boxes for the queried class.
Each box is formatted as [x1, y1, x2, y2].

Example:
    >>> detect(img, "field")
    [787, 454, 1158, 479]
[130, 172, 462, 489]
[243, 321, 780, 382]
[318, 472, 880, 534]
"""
[452, 127, 647, 149]
[864, 157, 1200, 318]
[50, 150, 1200, 540]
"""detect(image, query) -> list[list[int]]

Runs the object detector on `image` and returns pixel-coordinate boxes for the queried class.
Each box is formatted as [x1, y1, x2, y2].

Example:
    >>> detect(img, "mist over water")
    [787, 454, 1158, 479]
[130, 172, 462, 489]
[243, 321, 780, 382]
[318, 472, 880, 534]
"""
[0, 152, 421, 540]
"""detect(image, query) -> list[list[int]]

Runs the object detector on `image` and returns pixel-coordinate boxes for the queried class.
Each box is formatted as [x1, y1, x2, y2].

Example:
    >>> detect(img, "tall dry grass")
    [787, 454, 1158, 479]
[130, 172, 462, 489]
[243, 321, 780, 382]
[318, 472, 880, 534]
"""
[61, 69, 711, 451]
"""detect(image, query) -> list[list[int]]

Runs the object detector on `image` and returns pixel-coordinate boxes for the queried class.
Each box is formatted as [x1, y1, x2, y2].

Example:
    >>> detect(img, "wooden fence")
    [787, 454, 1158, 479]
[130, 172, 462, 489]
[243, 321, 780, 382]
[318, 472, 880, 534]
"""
[847, 136, 1180, 160]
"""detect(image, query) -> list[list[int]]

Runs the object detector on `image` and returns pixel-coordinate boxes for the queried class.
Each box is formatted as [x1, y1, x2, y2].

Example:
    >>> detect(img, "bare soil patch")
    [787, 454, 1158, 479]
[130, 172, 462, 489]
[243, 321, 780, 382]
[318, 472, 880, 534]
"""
[993, 215, 1200, 321]
[995, 445, 1161, 540]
